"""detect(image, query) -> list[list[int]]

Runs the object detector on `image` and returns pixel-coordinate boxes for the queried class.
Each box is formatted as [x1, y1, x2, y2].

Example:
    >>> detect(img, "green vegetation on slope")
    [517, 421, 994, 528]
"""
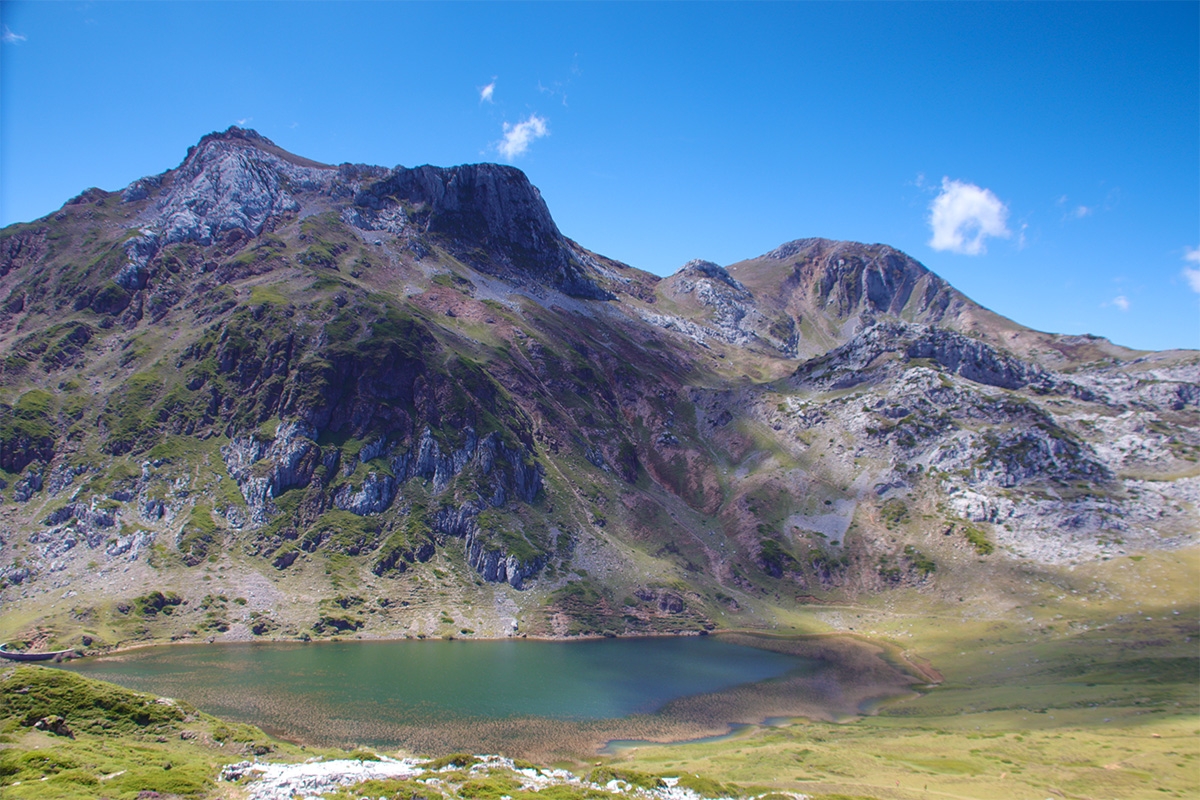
[0, 664, 297, 800]
[608, 550, 1200, 800]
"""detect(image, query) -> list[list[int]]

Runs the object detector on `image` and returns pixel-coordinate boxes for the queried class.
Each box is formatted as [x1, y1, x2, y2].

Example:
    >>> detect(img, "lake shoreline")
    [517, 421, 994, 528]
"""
[72, 626, 940, 686]
[72, 626, 712, 660]
[59, 630, 934, 761]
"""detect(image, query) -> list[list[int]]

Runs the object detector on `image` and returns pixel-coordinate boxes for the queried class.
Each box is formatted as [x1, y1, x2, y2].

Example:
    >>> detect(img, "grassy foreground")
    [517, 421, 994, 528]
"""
[0, 663, 333, 800]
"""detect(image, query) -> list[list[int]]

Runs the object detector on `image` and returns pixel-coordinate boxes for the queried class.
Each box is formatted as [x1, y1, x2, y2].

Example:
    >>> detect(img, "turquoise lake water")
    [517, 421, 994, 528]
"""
[61, 636, 812, 745]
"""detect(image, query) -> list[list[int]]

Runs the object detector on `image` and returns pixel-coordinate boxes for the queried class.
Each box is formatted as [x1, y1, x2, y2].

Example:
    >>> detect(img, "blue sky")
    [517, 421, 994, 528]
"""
[1, 2, 1196, 351]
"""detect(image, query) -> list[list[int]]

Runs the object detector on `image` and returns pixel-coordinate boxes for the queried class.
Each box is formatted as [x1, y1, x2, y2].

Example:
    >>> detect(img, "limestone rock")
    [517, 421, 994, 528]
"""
[33, 715, 73, 738]
[353, 163, 611, 299]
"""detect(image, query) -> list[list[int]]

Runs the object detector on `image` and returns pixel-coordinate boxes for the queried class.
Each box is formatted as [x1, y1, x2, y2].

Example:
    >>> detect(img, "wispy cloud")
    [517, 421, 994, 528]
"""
[538, 79, 570, 108]
[1183, 246, 1200, 294]
[2, 26, 27, 44]
[496, 114, 548, 160]
[1111, 295, 1130, 311]
[536, 53, 580, 108]
[1058, 195, 1092, 222]
[928, 177, 1010, 255]
[479, 78, 496, 104]
[1057, 190, 1116, 222]
[236, 117, 252, 127]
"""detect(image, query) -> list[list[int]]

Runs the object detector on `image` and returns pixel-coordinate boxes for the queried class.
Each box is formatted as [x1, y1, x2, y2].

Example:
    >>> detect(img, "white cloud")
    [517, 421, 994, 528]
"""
[496, 114, 548, 160]
[2, 26, 26, 44]
[479, 78, 496, 104]
[928, 177, 1011, 255]
[1183, 246, 1200, 294]
[236, 117, 252, 126]
[1111, 295, 1129, 311]
[1072, 205, 1093, 219]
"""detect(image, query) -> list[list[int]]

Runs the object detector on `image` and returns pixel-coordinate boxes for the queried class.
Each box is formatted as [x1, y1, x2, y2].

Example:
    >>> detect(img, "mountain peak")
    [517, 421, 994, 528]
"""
[762, 237, 900, 263]
[181, 126, 333, 172]
[197, 125, 275, 148]
[675, 259, 743, 290]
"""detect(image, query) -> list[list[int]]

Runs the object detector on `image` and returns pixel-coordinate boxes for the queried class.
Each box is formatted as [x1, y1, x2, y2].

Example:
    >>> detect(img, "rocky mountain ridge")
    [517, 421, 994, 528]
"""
[0, 128, 1195, 649]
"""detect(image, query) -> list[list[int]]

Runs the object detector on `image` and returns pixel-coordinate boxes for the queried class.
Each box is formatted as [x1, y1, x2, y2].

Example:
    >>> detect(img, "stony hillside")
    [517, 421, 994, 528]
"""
[1, 128, 1196, 651]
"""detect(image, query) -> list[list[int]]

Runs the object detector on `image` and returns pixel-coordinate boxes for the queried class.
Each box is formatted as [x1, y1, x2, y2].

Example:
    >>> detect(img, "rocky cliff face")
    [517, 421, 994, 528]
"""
[353, 163, 611, 299]
[0, 128, 1195, 647]
[115, 129, 345, 295]
[142, 128, 338, 245]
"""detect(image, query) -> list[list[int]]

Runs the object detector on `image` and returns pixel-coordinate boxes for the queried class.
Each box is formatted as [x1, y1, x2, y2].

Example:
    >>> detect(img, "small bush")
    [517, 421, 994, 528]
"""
[903, 545, 937, 576]
[880, 498, 909, 528]
[312, 613, 363, 634]
[457, 774, 522, 799]
[421, 753, 480, 770]
[961, 524, 994, 555]
[757, 538, 798, 578]
[674, 773, 742, 797]
[587, 767, 665, 790]
[130, 590, 183, 617]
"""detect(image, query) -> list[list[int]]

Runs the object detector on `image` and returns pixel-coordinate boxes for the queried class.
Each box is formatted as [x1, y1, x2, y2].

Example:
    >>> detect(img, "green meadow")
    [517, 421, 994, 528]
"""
[2, 547, 1195, 800]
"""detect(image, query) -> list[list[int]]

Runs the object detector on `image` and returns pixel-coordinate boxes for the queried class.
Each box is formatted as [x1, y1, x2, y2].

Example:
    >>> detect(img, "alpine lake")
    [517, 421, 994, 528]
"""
[57, 632, 923, 760]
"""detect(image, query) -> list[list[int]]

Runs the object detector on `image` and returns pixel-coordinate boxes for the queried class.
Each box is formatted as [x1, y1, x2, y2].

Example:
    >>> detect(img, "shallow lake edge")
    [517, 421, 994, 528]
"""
[58, 629, 938, 759]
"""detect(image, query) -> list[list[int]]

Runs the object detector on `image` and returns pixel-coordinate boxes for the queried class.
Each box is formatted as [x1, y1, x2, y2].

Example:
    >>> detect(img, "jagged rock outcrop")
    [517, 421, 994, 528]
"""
[0, 563, 32, 588]
[139, 128, 336, 247]
[463, 533, 544, 589]
[222, 421, 323, 525]
[1069, 358, 1200, 411]
[423, 501, 545, 588]
[12, 470, 43, 503]
[44, 463, 89, 496]
[654, 260, 798, 355]
[25, 492, 141, 568]
[331, 473, 397, 516]
[0, 227, 47, 280]
[905, 326, 1058, 392]
[353, 163, 611, 299]
[792, 321, 1073, 394]
[326, 428, 542, 517]
[105, 129, 345, 298]
[219, 419, 545, 586]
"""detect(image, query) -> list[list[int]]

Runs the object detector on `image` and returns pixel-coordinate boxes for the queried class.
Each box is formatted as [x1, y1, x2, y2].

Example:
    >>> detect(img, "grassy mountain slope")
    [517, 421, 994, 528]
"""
[0, 128, 1196, 656]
